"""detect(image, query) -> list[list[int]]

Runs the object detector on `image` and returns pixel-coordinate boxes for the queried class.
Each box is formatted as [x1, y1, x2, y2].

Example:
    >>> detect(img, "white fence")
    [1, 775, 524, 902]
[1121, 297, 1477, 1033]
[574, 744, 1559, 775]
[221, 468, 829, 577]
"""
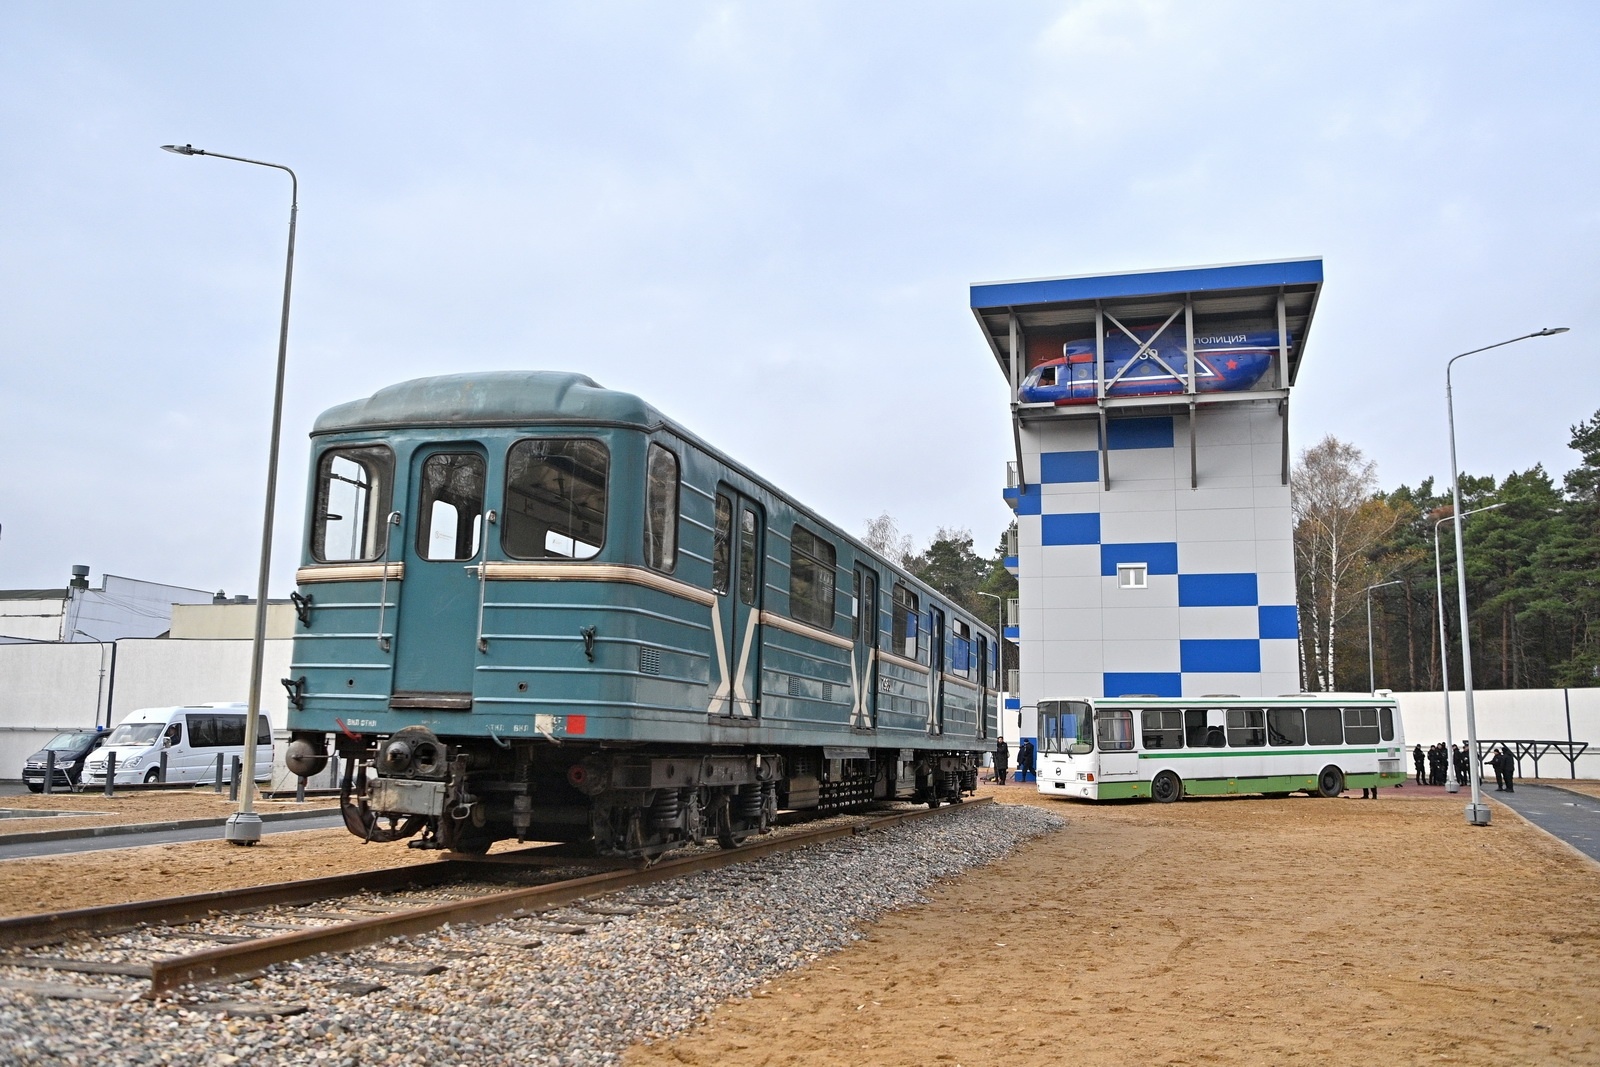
[0, 639, 293, 787]
[1393, 688, 1600, 779]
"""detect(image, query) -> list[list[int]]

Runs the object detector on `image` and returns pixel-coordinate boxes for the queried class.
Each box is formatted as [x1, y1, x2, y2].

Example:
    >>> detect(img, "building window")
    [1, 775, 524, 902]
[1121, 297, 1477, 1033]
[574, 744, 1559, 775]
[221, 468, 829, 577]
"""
[1117, 563, 1148, 589]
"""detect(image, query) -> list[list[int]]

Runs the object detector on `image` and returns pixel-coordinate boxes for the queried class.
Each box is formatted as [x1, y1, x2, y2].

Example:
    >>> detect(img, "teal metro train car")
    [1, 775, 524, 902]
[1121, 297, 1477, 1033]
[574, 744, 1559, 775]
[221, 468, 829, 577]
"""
[283, 372, 998, 858]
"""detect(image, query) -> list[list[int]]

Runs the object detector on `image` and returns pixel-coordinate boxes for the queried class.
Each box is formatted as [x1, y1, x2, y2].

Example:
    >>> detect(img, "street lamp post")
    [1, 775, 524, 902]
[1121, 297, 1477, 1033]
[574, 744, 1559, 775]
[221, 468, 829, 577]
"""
[162, 144, 299, 846]
[73, 629, 110, 729]
[1432, 503, 1504, 793]
[1364, 580, 1402, 694]
[1446, 327, 1569, 826]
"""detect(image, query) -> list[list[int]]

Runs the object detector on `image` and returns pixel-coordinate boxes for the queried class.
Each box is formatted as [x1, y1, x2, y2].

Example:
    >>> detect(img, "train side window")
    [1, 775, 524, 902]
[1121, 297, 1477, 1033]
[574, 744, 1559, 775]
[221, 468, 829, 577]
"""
[311, 446, 394, 563]
[951, 620, 972, 677]
[503, 439, 609, 560]
[1226, 708, 1266, 748]
[789, 526, 836, 628]
[417, 452, 485, 562]
[738, 508, 760, 606]
[1305, 706, 1343, 746]
[1141, 709, 1184, 750]
[891, 582, 919, 659]
[712, 494, 732, 594]
[1267, 707, 1306, 746]
[643, 444, 679, 573]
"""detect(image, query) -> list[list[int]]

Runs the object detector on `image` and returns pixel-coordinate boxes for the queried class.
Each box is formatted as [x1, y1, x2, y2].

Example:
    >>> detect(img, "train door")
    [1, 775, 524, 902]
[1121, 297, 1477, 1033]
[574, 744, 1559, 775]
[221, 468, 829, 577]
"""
[710, 488, 764, 718]
[977, 634, 989, 740]
[391, 447, 488, 708]
[851, 566, 878, 729]
[928, 607, 945, 735]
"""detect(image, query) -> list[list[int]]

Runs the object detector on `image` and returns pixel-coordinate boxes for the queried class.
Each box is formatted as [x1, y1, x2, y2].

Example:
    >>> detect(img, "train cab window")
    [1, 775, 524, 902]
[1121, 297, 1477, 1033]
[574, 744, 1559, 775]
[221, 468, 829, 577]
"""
[311, 446, 394, 563]
[1267, 707, 1306, 746]
[1141, 709, 1184, 750]
[1226, 708, 1266, 748]
[503, 439, 609, 560]
[417, 453, 485, 561]
[643, 444, 679, 573]
[891, 582, 919, 659]
[951, 620, 972, 677]
[789, 525, 837, 628]
[738, 508, 760, 606]
[712, 494, 732, 594]
[1343, 707, 1381, 745]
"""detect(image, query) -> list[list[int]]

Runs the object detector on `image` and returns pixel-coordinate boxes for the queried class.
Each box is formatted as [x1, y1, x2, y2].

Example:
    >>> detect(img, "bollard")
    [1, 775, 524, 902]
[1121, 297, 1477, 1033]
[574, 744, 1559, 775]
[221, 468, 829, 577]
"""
[214, 752, 224, 794]
[296, 775, 307, 803]
[158, 749, 168, 784]
[43, 751, 55, 796]
[104, 751, 117, 798]
[229, 756, 241, 801]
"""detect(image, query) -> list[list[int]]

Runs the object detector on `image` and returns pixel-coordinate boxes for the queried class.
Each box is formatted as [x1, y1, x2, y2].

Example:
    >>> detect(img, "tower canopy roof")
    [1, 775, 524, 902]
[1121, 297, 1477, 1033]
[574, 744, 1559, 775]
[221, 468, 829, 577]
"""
[971, 258, 1323, 389]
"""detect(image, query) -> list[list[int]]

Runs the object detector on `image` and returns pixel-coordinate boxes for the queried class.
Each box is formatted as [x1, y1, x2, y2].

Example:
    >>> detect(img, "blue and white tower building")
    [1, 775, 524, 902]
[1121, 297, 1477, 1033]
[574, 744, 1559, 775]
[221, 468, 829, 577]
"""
[973, 259, 1322, 706]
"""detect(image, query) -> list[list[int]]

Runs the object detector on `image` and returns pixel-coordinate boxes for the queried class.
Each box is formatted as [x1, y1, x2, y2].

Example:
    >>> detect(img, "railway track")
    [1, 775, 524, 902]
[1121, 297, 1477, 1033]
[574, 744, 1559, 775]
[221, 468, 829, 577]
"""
[0, 798, 990, 1013]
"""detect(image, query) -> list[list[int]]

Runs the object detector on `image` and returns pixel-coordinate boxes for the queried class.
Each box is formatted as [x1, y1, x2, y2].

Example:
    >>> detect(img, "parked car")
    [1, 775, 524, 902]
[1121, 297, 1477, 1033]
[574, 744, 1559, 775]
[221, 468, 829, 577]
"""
[82, 703, 274, 787]
[21, 729, 106, 792]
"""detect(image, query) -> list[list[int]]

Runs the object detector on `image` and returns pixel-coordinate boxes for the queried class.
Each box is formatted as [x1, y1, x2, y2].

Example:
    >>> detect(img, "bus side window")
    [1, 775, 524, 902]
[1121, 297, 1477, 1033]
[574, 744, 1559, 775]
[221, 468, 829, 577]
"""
[1226, 709, 1265, 747]
[1096, 709, 1134, 751]
[1267, 707, 1305, 746]
[1343, 707, 1380, 745]
[1379, 707, 1395, 742]
[1141, 709, 1183, 750]
[1184, 709, 1210, 748]
[1305, 707, 1342, 746]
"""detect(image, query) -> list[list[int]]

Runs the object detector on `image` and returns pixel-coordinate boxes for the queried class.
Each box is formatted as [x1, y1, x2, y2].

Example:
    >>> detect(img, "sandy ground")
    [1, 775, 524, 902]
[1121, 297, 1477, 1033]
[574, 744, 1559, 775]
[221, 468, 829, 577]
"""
[1, 783, 1597, 1063]
[626, 783, 1600, 1067]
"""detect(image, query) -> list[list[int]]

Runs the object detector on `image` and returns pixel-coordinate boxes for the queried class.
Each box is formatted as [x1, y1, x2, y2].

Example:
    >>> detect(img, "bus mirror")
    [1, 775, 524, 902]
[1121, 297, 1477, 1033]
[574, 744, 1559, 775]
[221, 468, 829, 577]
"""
[1068, 742, 1093, 756]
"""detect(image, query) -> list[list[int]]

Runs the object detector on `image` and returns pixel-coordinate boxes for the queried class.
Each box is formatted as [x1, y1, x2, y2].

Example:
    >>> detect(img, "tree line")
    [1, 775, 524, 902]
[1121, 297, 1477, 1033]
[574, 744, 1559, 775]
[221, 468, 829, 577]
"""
[1295, 410, 1600, 693]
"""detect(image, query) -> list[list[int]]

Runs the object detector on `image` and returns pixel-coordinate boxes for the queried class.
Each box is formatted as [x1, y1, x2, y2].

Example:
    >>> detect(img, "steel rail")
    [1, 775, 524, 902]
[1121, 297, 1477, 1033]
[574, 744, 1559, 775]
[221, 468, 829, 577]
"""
[0, 861, 469, 950]
[147, 799, 990, 996]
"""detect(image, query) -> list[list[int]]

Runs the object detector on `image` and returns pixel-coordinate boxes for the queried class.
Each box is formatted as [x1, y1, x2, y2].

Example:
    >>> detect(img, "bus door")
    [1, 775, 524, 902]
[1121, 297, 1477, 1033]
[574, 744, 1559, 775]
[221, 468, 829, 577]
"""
[1095, 706, 1139, 779]
[391, 447, 488, 709]
[927, 607, 945, 735]
[851, 566, 878, 729]
[710, 489, 764, 718]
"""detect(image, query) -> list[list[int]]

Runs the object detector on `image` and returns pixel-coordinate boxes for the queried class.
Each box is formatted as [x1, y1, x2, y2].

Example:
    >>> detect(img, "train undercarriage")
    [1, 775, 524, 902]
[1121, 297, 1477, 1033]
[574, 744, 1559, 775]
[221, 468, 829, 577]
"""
[286, 729, 980, 861]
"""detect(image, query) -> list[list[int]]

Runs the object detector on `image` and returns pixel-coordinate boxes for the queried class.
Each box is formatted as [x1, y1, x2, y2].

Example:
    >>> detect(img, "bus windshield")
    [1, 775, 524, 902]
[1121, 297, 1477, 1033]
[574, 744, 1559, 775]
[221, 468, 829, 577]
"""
[1038, 700, 1093, 753]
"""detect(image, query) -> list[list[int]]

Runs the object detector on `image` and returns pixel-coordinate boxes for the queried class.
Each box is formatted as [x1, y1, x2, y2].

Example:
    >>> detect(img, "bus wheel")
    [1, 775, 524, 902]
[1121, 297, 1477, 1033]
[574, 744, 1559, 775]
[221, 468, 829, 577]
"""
[1316, 766, 1345, 798]
[1151, 771, 1183, 804]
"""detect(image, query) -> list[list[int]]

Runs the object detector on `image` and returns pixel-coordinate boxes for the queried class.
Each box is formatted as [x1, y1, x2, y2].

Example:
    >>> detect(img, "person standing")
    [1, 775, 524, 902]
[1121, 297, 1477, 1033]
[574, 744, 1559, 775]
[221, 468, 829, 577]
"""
[1453, 744, 1468, 786]
[994, 738, 1010, 786]
[1413, 744, 1426, 785]
[1017, 738, 1035, 782]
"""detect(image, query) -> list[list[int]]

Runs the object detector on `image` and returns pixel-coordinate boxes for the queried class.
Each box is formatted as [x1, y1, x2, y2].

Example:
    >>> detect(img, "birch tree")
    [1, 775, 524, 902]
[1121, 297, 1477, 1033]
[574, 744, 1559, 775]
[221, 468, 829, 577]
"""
[1292, 436, 1408, 691]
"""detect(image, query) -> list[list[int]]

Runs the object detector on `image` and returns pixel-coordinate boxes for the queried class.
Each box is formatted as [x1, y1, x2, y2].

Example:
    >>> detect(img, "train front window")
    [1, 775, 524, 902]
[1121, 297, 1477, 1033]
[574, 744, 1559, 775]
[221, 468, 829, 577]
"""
[503, 439, 609, 560]
[311, 446, 394, 563]
[417, 453, 485, 561]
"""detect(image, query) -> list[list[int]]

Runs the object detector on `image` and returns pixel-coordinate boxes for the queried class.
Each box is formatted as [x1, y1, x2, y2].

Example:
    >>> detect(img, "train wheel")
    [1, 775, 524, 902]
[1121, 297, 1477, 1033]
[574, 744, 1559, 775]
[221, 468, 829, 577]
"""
[1316, 766, 1345, 798]
[1151, 770, 1183, 803]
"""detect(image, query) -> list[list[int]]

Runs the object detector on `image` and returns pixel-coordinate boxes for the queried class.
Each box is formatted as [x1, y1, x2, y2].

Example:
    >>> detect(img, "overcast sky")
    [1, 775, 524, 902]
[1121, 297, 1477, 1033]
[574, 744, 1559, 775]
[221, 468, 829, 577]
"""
[2, 1, 1595, 597]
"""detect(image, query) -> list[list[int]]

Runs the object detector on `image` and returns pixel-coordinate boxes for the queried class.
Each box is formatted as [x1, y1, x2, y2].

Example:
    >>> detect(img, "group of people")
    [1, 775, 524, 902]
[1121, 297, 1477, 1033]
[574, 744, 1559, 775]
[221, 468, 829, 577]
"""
[989, 737, 1035, 785]
[1412, 742, 1517, 791]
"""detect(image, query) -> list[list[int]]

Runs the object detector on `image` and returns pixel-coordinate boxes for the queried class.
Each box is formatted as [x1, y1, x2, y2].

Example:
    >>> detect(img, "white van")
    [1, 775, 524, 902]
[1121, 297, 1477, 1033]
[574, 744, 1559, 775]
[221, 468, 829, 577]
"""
[83, 703, 275, 787]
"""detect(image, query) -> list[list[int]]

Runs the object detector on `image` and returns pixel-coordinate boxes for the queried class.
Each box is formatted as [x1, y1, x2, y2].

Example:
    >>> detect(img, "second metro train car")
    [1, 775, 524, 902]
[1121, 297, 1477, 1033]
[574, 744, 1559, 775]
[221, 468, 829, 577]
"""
[282, 372, 998, 858]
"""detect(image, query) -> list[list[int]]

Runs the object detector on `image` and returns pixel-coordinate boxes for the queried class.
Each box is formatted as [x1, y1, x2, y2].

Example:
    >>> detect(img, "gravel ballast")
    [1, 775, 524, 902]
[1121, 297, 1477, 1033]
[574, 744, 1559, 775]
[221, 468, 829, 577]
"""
[0, 803, 1064, 1066]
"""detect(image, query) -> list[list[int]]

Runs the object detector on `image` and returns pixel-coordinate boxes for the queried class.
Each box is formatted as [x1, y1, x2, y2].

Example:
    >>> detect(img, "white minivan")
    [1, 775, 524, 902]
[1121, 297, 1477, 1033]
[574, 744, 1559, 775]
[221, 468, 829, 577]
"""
[83, 703, 275, 786]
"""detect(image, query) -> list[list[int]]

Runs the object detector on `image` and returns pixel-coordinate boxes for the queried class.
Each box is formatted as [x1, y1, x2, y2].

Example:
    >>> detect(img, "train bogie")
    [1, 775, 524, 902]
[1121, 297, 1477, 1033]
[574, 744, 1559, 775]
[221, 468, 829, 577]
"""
[287, 372, 997, 859]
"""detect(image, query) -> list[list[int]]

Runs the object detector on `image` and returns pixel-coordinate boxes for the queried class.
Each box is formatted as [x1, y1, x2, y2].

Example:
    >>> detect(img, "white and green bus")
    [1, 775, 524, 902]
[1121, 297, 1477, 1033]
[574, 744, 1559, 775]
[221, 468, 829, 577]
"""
[1036, 695, 1406, 802]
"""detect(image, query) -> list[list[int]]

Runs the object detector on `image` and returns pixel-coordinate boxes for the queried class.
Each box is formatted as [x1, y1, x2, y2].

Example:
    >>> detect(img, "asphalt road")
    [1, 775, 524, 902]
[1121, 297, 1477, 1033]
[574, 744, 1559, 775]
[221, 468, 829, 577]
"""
[1491, 783, 1600, 864]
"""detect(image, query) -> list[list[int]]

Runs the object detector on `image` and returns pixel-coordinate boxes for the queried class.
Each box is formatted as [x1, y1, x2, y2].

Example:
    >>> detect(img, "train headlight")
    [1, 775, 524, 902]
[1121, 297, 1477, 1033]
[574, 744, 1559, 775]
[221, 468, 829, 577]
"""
[379, 739, 413, 775]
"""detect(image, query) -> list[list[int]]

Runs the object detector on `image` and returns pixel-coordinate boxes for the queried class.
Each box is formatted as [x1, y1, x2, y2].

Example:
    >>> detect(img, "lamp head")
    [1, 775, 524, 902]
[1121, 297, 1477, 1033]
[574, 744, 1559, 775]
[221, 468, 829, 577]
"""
[1535, 327, 1571, 336]
[160, 144, 202, 156]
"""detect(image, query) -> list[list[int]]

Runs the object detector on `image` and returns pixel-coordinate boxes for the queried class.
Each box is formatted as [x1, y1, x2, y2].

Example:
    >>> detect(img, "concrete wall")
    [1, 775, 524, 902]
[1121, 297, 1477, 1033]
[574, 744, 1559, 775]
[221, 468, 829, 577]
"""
[0, 642, 109, 779]
[1393, 688, 1600, 779]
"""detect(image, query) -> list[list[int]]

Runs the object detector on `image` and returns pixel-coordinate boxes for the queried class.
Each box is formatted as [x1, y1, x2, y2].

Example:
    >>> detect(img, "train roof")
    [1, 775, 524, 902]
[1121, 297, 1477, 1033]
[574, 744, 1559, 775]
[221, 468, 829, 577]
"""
[312, 371, 666, 434]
